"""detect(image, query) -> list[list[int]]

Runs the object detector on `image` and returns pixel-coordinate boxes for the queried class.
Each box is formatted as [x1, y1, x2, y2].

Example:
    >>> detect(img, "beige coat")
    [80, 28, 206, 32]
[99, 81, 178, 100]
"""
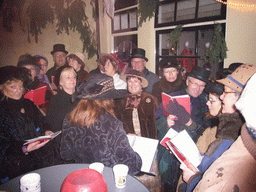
[194, 124, 256, 191]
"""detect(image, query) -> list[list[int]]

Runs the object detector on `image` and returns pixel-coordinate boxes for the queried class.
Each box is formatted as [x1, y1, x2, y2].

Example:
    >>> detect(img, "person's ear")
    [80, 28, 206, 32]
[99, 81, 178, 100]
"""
[186, 78, 189, 86]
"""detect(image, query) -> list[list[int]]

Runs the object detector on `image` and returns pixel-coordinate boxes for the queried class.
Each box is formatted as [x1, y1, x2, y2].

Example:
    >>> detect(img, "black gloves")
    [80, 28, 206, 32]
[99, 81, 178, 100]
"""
[164, 99, 191, 125]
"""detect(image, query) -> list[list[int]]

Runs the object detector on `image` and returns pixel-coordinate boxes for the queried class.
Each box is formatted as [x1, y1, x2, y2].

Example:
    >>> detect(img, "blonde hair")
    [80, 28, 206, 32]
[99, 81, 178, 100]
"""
[59, 66, 77, 89]
[66, 99, 115, 127]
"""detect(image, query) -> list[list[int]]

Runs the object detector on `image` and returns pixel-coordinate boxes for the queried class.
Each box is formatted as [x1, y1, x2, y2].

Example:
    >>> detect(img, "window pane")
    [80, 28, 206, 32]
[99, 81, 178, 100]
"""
[177, 0, 196, 21]
[159, 33, 172, 55]
[129, 11, 137, 28]
[198, 0, 222, 18]
[121, 13, 128, 29]
[114, 35, 138, 62]
[113, 15, 120, 31]
[158, 3, 175, 24]
[177, 31, 196, 56]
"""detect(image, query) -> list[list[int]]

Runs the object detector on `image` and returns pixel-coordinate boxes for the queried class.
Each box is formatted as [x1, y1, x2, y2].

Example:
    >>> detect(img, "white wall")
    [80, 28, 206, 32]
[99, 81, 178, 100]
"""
[225, 1, 256, 67]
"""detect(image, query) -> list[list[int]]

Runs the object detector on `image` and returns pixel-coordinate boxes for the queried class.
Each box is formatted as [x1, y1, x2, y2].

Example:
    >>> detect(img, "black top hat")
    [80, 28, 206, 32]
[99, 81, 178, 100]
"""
[130, 48, 148, 62]
[188, 66, 210, 83]
[205, 81, 224, 96]
[159, 58, 180, 70]
[72, 74, 127, 101]
[51, 44, 68, 55]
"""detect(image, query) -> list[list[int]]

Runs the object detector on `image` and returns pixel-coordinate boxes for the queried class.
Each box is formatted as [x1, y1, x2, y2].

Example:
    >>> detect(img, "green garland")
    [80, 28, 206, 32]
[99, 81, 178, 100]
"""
[137, 0, 157, 27]
[1, 0, 97, 59]
[201, 23, 228, 65]
[168, 25, 183, 47]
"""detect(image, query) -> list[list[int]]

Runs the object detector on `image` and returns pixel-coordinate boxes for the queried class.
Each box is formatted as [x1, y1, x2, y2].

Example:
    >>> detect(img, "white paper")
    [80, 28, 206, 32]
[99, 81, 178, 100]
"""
[127, 135, 159, 174]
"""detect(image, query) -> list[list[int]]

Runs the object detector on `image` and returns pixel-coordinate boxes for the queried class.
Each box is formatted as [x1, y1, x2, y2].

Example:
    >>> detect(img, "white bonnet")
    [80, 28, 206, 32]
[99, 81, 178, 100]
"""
[236, 72, 256, 130]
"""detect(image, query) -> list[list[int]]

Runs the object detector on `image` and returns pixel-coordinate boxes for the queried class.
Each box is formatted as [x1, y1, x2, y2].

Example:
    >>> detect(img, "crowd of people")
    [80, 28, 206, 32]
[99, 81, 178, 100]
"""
[0, 43, 255, 192]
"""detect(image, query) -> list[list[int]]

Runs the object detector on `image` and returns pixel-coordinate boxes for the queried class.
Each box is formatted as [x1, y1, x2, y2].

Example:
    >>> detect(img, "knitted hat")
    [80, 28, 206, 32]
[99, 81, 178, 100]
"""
[236, 73, 256, 130]
[120, 68, 148, 88]
[188, 66, 211, 83]
[67, 52, 85, 68]
[217, 64, 256, 93]
[72, 73, 127, 101]
[51, 44, 68, 55]
[130, 48, 148, 62]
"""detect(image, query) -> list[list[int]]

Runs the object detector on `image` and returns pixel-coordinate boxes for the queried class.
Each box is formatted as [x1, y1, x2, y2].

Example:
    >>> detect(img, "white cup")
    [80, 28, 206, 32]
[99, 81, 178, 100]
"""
[20, 173, 41, 192]
[113, 164, 129, 189]
[89, 162, 105, 174]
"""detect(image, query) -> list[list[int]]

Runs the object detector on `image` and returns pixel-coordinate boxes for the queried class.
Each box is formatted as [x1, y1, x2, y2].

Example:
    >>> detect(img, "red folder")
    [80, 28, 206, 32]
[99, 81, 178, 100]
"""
[24, 86, 46, 106]
[161, 92, 191, 117]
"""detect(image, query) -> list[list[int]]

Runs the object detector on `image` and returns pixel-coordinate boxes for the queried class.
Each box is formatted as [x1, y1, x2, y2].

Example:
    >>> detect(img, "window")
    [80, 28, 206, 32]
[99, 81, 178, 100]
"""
[156, 24, 226, 79]
[112, 8, 137, 33]
[155, 0, 226, 27]
[112, 1, 138, 62]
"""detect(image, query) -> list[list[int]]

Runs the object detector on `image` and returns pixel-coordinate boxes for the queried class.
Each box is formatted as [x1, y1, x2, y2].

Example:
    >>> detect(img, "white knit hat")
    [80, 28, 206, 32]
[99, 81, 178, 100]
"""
[236, 72, 256, 130]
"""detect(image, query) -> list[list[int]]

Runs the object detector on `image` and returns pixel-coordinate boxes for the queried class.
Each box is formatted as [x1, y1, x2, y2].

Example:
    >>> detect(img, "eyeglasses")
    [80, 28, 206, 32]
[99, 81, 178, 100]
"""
[54, 54, 66, 58]
[188, 79, 205, 88]
[223, 91, 235, 94]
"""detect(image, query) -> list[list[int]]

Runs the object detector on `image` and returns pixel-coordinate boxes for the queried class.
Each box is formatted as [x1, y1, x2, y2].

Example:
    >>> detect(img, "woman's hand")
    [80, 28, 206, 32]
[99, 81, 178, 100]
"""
[167, 114, 176, 127]
[26, 139, 50, 153]
[180, 163, 198, 183]
[45, 130, 53, 136]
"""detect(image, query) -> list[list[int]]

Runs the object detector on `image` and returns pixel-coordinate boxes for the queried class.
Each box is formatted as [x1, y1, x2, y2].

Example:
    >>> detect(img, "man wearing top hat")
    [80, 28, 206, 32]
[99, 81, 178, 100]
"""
[46, 44, 68, 84]
[156, 66, 210, 191]
[130, 48, 159, 93]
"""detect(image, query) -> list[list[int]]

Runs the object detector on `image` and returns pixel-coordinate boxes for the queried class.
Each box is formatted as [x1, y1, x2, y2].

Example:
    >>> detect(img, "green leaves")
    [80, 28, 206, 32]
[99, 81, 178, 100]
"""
[137, 0, 157, 27]
[1, 0, 97, 59]
[201, 23, 228, 65]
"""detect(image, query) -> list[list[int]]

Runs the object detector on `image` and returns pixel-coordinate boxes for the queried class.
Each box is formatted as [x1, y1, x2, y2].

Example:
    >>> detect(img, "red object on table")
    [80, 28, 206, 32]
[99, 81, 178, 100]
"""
[61, 168, 108, 192]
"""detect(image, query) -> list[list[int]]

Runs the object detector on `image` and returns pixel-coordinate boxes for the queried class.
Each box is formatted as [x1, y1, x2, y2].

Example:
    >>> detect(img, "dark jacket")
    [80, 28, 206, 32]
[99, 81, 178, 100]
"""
[60, 112, 142, 176]
[0, 97, 59, 180]
[46, 89, 77, 132]
[142, 68, 159, 93]
[77, 68, 89, 85]
[115, 91, 159, 139]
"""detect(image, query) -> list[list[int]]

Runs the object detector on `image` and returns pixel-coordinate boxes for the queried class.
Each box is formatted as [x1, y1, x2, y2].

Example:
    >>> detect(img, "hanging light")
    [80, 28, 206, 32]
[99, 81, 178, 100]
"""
[214, 0, 255, 7]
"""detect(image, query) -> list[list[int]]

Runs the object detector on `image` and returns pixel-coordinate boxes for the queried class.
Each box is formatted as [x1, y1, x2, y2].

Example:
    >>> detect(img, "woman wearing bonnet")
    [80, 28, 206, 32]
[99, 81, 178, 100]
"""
[60, 73, 142, 176]
[0, 66, 60, 183]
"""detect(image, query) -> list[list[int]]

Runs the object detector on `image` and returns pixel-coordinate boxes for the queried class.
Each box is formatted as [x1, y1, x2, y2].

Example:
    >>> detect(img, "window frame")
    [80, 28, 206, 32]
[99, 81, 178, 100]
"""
[155, 0, 227, 28]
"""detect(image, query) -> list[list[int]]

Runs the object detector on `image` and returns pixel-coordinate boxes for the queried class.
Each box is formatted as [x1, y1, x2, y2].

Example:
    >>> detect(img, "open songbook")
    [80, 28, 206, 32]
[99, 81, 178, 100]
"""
[161, 92, 191, 118]
[24, 86, 47, 106]
[160, 129, 201, 173]
[127, 135, 159, 175]
[23, 131, 62, 146]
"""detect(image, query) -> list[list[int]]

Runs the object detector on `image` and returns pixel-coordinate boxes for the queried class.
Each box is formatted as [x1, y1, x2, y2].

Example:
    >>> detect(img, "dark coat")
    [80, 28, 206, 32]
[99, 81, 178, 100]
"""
[46, 89, 78, 133]
[152, 74, 186, 104]
[60, 112, 142, 176]
[0, 97, 59, 180]
[115, 91, 158, 139]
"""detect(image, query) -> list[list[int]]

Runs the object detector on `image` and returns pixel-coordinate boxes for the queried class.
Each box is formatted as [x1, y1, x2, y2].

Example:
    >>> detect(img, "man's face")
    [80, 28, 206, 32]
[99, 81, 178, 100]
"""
[53, 51, 67, 68]
[186, 76, 206, 98]
[220, 86, 239, 114]
[131, 58, 146, 72]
